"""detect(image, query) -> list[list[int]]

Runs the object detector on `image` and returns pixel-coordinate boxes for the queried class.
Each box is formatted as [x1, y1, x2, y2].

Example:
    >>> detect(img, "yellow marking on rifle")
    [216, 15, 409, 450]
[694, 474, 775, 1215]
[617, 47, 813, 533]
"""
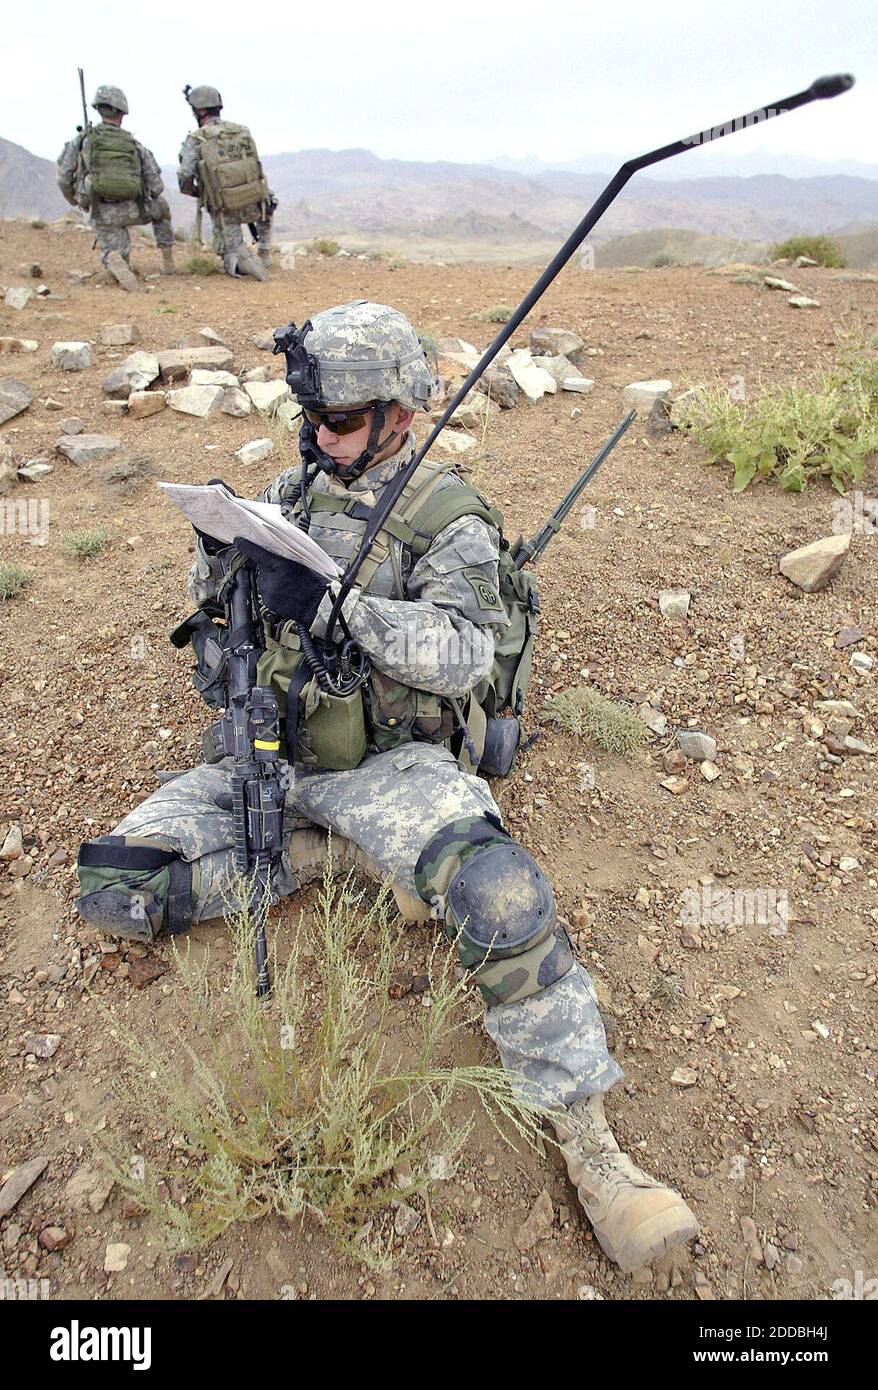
[254, 739, 280, 751]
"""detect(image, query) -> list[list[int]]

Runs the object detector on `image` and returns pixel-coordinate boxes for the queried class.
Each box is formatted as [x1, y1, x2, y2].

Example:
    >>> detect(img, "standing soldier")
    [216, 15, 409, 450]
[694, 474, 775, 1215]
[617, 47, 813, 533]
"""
[57, 84, 175, 290]
[177, 84, 275, 282]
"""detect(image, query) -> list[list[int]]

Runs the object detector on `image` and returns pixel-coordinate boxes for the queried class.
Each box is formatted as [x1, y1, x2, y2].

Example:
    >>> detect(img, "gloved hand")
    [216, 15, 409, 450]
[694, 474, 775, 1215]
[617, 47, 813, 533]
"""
[195, 479, 236, 555]
[233, 536, 329, 628]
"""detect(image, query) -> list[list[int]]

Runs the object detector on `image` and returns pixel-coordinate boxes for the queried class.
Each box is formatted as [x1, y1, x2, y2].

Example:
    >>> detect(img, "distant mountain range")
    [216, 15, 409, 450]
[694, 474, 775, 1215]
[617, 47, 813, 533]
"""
[3, 136, 877, 263]
[0, 136, 69, 220]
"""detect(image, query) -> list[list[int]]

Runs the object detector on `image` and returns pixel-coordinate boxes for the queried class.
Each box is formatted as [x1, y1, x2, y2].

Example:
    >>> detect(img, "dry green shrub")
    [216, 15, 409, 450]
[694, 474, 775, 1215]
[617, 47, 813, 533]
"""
[771, 234, 845, 268]
[541, 685, 648, 757]
[62, 526, 110, 559]
[673, 337, 878, 494]
[308, 238, 340, 257]
[100, 859, 544, 1263]
[0, 562, 33, 599]
[477, 305, 514, 323]
[186, 254, 219, 275]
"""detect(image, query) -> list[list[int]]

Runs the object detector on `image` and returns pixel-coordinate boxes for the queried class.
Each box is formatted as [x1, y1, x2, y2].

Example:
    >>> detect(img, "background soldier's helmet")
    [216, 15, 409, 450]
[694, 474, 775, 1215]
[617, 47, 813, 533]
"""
[184, 84, 223, 110]
[92, 85, 129, 115]
[300, 300, 438, 411]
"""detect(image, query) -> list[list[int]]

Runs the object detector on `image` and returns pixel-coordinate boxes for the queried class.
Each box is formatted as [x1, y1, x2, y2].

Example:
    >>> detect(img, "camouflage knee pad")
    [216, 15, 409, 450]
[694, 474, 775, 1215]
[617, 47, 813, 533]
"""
[76, 835, 196, 943]
[414, 816, 573, 1007]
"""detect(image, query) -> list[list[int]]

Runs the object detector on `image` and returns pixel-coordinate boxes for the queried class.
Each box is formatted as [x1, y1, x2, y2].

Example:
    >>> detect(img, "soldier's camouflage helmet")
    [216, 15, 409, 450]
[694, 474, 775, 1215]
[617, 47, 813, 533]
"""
[185, 84, 223, 110]
[298, 300, 437, 411]
[92, 85, 129, 115]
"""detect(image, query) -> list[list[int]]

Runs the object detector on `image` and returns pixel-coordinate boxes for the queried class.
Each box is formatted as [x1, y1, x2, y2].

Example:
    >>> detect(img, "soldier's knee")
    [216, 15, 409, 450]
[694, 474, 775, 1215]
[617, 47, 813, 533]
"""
[414, 818, 573, 1007]
[77, 835, 196, 943]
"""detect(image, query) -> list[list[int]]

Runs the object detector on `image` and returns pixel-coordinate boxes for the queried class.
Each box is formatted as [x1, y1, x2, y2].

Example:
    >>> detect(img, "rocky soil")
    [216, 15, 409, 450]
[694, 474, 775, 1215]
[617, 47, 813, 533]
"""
[1, 217, 876, 1302]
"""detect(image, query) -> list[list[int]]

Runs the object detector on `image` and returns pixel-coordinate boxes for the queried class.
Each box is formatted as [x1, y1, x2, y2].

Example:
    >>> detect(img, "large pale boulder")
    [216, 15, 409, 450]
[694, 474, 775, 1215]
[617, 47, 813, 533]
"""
[221, 387, 252, 417]
[100, 323, 140, 346]
[529, 327, 584, 358]
[55, 434, 121, 464]
[191, 368, 239, 388]
[245, 380, 292, 415]
[127, 391, 166, 419]
[157, 346, 234, 383]
[4, 287, 34, 310]
[166, 384, 225, 417]
[623, 379, 672, 412]
[51, 341, 92, 371]
[779, 534, 850, 592]
[102, 350, 160, 398]
[0, 378, 33, 426]
[506, 349, 556, 404]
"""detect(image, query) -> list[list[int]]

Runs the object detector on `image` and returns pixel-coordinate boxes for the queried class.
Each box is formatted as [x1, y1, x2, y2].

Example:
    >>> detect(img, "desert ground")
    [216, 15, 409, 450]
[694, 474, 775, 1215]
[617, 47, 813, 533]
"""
[1, 217, 876, 1302]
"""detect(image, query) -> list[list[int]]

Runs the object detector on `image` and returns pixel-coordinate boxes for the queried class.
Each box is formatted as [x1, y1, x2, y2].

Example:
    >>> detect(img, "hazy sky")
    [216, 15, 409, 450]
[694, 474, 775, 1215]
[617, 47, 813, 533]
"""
[3, 0, 875, 171]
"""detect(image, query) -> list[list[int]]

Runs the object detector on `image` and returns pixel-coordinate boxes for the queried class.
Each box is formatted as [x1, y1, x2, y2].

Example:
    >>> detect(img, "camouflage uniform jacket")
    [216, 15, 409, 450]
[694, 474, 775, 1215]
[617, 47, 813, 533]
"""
[189, 432, 510, 707]
[57, 123, 167, 226]
[178, 116, 267, 223]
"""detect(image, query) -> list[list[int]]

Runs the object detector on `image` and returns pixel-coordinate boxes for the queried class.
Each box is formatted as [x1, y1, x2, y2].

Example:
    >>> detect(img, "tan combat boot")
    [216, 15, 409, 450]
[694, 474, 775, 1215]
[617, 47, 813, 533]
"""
[552, 1094, 698, 1272]
[105, 251, 138, 291]
[160, 246, 176, 275]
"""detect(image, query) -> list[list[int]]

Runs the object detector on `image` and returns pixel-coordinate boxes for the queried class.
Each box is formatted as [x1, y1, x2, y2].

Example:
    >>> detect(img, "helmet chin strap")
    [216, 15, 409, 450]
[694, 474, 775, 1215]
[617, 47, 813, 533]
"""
[299, 405, 401, 483]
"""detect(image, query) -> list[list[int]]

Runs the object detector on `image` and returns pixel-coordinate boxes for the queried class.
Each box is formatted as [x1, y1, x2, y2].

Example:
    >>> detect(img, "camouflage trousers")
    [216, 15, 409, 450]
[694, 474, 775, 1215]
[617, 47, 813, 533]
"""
[105, 742, 622, 1109]
[211, 210, 272, 259]
[93, 216, 174, 266]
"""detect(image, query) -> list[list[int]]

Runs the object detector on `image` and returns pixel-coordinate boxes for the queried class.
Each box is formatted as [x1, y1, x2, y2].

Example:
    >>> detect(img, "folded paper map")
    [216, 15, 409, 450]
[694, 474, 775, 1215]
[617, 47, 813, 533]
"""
[158, 481, 341, 581]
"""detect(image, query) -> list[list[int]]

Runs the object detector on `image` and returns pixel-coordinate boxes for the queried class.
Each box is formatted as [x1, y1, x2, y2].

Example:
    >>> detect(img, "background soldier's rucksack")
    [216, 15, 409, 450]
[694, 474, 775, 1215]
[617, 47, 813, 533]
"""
[193, 122, 269, 215]
[84, 125, 143, 201]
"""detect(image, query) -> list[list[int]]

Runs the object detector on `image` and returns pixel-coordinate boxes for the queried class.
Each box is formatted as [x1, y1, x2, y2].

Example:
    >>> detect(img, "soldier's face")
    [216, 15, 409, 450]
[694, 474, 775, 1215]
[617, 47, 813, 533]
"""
[315, 402, 412, 468]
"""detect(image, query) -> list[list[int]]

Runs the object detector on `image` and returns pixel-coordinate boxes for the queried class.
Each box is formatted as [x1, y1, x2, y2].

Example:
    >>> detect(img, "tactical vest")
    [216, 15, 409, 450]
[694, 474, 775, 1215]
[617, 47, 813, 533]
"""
[254, 456, 540, 775]
[192, 122, 269, 215]
[85, 125, 143, 202]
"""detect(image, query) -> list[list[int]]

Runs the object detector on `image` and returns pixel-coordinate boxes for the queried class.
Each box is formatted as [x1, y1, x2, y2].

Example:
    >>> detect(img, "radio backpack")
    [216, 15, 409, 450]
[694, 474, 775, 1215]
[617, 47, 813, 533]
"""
[85, 125, 142, 202]
[193, 122, 269, 215]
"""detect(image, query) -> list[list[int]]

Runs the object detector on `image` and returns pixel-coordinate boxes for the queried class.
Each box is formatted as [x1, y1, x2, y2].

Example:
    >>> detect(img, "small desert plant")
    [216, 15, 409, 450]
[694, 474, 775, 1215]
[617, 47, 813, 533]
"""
[541, 685, 648, 757]
[650, 252, 676, 268]
[185, 254, 219, 276]
[99, 858, 545, 1261]
[673, 341, 878, 494]
[308, 238, 340, 257]
[477, 305, 515, 323]
[62, 526, 110, 559]
[0, 562, 33, 599]
[771, 235, 845, 268]
[29, 216, 46, 230]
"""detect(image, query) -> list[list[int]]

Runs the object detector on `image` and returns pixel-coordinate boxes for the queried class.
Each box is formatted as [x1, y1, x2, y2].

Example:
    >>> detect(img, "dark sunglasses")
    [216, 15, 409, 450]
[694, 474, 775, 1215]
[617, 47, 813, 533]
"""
[303, 406, 374, 436]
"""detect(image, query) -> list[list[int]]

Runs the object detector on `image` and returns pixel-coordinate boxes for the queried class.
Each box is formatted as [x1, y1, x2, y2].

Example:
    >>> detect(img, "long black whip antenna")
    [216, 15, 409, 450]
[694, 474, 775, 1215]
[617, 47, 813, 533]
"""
[324, 72, 854, 638]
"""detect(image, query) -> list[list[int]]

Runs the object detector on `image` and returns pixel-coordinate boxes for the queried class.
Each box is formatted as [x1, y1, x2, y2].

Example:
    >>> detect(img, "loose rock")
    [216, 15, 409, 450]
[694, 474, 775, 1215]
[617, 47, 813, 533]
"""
[0, 377, 33, 426]
[623, 379, 671, 412]
[157, 346, 234, 383]
[166, 384, 225, 418]
[529, 328, 584, 358]
[55, 434, 121, 464]
[677, 730, 717, 762]
[779, 534, 850, 592]
[104, 1242, 131, 1274]
[221, 387, 252, 417]
[127, 391, 166, 419]
[100, 323, 140, 346]
[0, 1157, 48, 1216]
[658, 587, 691, 621]
[513, 1188, 554, 1250]
[51, 341, 93, 371]
[4, 287, 35, 311]
[102, 350, 160, 398]
[235, 438, 274, 466]
[244, 380, 293, 415]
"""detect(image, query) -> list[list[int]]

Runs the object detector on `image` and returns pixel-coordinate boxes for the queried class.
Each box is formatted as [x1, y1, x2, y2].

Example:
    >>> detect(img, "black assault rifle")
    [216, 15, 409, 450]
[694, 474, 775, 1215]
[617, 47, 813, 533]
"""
[202, 561, 285, 997]
[510, 409, 636, 568]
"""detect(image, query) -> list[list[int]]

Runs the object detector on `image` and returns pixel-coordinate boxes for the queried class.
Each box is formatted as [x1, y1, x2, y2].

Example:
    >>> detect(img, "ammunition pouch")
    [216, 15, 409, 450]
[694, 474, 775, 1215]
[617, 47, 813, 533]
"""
[170, 609, 230, 710]
[256, 625, 367, 771]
